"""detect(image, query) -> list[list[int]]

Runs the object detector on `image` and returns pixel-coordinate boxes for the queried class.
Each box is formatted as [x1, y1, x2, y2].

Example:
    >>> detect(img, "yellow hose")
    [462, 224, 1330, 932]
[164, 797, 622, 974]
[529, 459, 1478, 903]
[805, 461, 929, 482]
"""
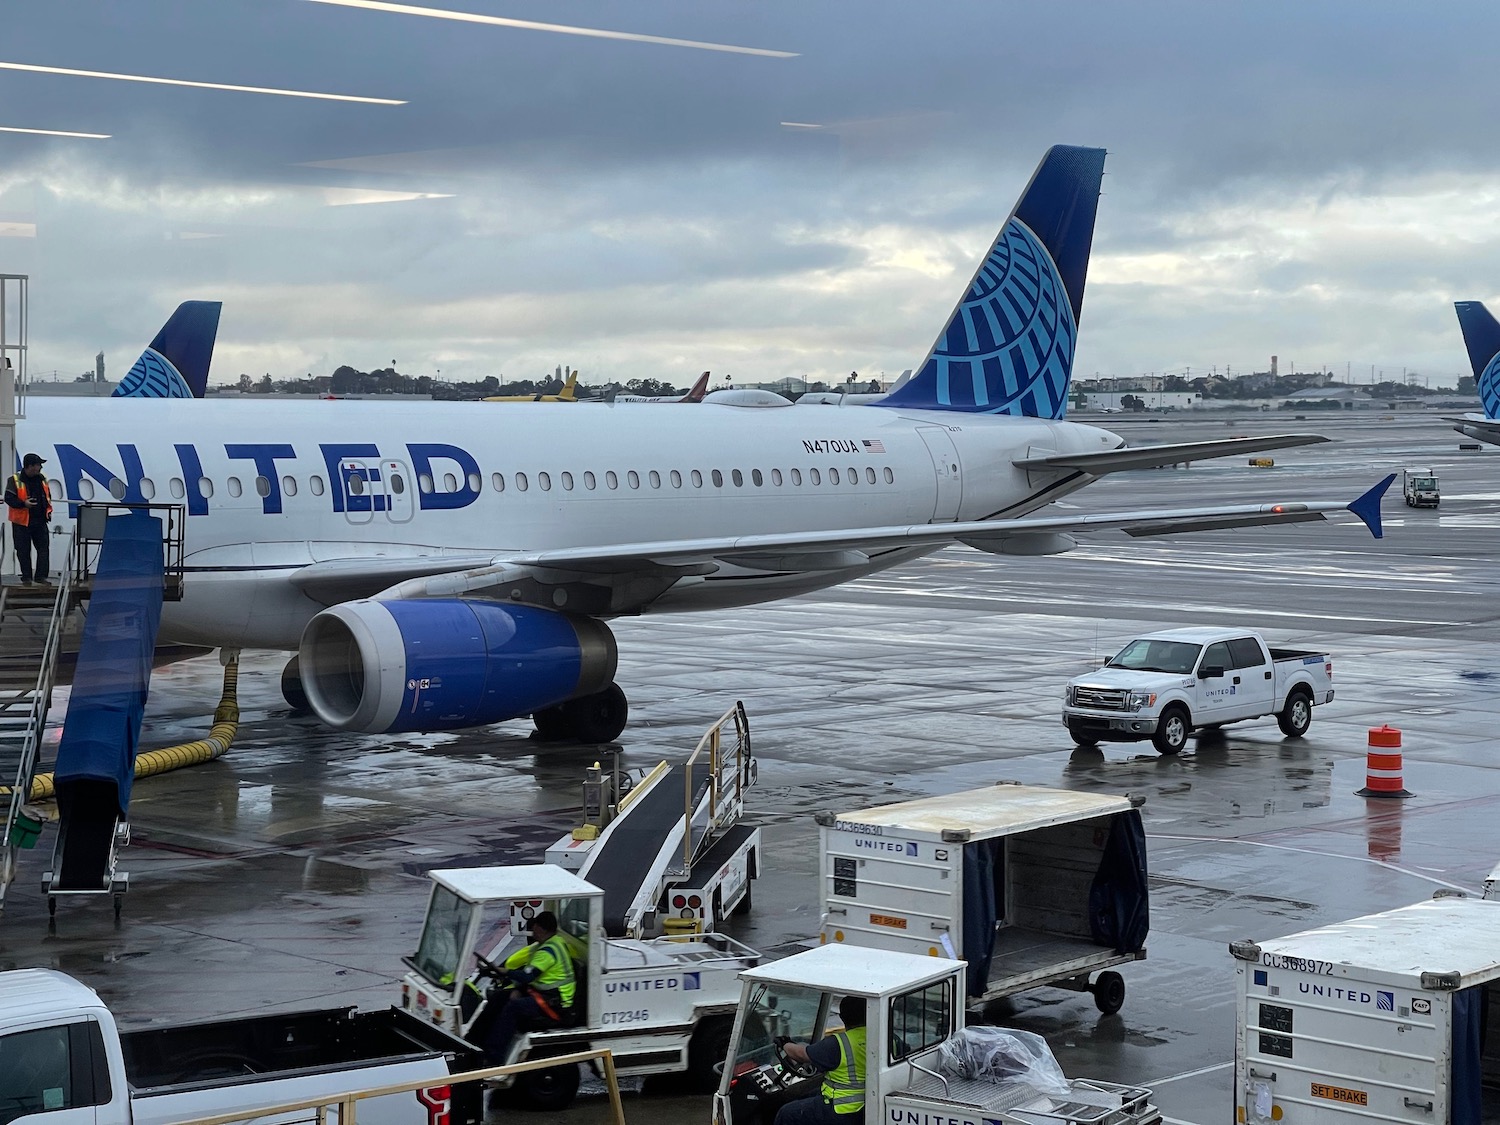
[11, 654, 240, 802]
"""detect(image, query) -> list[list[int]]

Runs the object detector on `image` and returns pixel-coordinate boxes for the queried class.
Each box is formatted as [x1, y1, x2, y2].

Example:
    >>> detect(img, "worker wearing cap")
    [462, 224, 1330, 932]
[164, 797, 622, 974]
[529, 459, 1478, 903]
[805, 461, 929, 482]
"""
[776, 995, 867, 1124]
[480, 911, 578, 1064]
[5, 454, 52, 585]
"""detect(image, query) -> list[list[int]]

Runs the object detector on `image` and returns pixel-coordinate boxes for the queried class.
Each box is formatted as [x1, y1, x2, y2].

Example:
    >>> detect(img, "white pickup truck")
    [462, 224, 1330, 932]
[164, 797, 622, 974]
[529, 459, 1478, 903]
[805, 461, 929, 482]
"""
[0, 968, 484, 1125]
[1063, 627, 1334, 755]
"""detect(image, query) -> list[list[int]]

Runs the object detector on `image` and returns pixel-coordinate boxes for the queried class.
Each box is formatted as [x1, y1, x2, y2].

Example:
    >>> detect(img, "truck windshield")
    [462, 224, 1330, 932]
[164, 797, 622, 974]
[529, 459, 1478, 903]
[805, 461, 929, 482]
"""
[1412, 477, 1436, 490]
[1108, 639, 1202, 674]
[732, 983, 828, 1073]
[411, 885, 475, 987]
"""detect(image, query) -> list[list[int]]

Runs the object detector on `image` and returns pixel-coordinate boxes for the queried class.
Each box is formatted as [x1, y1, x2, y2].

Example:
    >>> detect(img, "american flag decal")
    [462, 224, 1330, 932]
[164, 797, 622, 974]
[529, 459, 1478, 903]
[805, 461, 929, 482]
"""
[861, 439, 886, 454]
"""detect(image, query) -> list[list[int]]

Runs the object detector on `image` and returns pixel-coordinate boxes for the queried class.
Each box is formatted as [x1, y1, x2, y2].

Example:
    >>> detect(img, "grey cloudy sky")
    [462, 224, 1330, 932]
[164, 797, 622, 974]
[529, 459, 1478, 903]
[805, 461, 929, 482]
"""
[2, 0, 1498, 389]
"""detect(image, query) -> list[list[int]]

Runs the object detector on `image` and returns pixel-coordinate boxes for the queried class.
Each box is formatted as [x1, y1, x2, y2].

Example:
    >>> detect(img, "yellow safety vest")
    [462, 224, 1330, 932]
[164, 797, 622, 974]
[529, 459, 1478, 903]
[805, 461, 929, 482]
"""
[507, 934, 576, 1007]
[821, 1027, 867, 1114]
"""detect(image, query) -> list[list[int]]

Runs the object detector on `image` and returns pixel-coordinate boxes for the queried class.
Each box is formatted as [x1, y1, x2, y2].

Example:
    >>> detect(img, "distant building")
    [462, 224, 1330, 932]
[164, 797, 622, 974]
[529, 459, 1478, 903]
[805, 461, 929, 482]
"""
[1279, 386, 1373, 410]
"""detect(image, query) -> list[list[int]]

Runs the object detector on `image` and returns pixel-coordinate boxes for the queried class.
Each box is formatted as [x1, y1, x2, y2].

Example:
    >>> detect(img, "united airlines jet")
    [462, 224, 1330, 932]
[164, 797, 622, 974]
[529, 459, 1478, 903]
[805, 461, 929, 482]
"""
[28, 147, 1390, 743]
[1451, 300, 1500, 445]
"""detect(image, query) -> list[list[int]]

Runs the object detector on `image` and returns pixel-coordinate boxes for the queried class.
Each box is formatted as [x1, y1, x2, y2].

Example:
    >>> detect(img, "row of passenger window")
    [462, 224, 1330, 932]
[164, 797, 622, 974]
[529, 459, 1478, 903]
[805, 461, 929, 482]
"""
[61, 464, 899, 503]
[490, 464, 897, 493]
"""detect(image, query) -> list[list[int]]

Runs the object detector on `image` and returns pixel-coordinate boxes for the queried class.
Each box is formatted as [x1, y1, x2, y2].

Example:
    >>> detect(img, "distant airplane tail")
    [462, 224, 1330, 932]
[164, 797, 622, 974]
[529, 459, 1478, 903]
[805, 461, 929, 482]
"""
[113, 301, 221, 399]
[557, 369, 579, 401]
[681, 371, 710, 403]
[1455, 301, 1500, 420]
[876, 145, 1106, 419]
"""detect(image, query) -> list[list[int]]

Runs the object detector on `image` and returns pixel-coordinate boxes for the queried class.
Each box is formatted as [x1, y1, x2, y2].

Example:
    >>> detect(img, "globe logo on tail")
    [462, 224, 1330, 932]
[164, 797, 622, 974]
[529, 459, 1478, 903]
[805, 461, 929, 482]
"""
[925, 216, 1075, 419]
[114, 348, 194, 399]
[1481, 350, 1500, 420]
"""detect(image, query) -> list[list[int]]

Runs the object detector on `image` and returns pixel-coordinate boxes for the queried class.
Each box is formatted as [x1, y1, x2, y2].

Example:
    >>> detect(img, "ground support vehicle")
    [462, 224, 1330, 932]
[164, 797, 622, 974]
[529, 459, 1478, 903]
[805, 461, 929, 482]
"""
[0, 967, 485, 1125]
[1403, 468, 1440, 507]
[1063, 627, 1334, 754]
[712, 944, 1162, 1125]
[401, 863, 760, 1110]
[1485, 860, 1498, 900]
[816, 783, 1148, 1015]
[544, 702, 760, 936]
[1231, 895, 1500, 1123]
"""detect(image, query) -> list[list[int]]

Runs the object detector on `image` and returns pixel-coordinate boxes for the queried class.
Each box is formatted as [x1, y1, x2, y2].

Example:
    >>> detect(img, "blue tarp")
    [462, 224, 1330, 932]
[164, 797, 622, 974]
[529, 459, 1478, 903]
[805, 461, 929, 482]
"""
[1451, 985, 1485, 1125]
[54, 512, 165, 817]
[1087, 810, 1150, 954]
[960, 838, 1006, 997]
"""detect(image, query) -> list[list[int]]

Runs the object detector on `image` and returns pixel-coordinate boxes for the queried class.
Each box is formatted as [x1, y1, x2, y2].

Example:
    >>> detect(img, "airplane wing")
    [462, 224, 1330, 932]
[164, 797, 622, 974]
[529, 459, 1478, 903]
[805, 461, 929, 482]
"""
[1013, 434, 1329, 474]
[1444, 415, 1500, 438]
[365, 475, 1395, 610]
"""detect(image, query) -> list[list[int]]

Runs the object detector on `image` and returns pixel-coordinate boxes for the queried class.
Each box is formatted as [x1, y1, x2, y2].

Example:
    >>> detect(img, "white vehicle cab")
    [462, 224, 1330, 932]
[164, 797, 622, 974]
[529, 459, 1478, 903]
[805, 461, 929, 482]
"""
[1063, 628, 1334, 754]
[1230, 895, 1500, 1124]
[1402, 468, 1440, 508]
[400, 864, 759, 1111]
[0, 968, 484, 1125]
[712, 944, 1162, 1125]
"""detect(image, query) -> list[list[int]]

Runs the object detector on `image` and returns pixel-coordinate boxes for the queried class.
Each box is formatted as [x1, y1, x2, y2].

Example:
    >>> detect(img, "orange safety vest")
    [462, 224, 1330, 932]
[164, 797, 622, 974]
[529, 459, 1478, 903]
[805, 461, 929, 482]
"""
[8, 474, 51, 526]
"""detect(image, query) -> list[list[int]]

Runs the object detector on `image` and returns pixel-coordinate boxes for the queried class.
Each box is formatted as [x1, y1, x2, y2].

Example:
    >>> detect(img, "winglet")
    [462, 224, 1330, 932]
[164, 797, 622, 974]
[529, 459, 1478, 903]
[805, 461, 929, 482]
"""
[1348, 473, 1396, 539]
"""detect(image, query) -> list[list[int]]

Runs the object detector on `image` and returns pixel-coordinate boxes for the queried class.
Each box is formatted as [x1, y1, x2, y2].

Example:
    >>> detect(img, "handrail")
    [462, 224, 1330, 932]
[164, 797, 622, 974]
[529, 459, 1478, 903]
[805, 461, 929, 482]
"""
[0, 533, 73, 902]
[70, 501, 186, 600]
[165, 1047, 628, 1125]
[681, 701, 752, 870]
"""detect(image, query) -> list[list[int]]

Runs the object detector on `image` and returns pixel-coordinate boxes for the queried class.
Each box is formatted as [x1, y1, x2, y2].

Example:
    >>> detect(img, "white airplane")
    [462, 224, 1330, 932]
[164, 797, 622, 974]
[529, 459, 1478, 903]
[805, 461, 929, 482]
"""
[606, 371, 712, 404]
[1450, 300, 1500, 445]
[29, 145, 1391, 744]
[797, 370, 913, 406]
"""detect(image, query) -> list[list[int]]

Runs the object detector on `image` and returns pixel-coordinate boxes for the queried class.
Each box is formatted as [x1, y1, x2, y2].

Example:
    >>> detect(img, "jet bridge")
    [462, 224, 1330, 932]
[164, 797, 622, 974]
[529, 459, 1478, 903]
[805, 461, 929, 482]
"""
[568, 702, 758, 937]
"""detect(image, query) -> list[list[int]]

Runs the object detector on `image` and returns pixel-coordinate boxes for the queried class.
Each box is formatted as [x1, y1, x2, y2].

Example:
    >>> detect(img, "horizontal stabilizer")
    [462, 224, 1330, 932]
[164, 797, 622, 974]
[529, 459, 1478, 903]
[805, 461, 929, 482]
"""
[1014, 434, 1330, 474]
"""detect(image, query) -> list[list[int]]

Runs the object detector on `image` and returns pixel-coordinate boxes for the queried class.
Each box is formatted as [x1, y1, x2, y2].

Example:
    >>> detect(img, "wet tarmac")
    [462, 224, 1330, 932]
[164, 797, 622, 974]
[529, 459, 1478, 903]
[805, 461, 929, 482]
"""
[2, 410, 1497, 1125]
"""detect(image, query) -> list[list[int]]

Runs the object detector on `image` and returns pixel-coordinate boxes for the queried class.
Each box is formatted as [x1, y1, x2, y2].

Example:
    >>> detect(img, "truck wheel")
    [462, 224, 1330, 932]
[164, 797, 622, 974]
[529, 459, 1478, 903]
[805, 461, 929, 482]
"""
[687, 1014, 735, 1092]
[1277, 689, 1313, 738]
[1093, 971, 1126, 1015]
[1152, 706, 1190, 755]
[513, 1061, 580, 1112]
[1067, 724, 1099, 749]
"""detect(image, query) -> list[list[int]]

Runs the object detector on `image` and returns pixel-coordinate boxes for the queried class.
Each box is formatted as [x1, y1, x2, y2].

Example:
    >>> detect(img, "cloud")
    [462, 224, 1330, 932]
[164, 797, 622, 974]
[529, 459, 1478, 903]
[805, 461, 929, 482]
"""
[2, 1, 1499, 388]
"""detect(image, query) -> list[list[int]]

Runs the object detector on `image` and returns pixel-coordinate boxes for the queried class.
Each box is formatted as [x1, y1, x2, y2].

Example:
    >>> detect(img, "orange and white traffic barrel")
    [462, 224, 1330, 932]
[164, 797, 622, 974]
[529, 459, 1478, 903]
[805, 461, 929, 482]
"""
[1356, 725, 1411, 798]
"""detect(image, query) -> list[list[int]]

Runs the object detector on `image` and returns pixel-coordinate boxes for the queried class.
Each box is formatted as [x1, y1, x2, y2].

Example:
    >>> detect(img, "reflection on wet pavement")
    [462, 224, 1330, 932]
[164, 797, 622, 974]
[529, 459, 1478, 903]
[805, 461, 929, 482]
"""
[1, 414, 1497, 1125]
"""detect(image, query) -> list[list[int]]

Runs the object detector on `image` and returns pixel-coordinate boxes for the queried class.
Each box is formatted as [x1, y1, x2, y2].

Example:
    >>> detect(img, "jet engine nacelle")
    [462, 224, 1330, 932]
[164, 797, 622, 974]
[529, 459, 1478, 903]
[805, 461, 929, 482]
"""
[299, 598, 618, 733]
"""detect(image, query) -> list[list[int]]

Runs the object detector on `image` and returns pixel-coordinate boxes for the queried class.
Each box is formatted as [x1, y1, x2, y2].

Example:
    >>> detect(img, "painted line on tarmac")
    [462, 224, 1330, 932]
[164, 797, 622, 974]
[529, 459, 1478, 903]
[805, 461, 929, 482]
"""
[1148, 1061, 1233, 1086]
[1147, 833, 1474, 893]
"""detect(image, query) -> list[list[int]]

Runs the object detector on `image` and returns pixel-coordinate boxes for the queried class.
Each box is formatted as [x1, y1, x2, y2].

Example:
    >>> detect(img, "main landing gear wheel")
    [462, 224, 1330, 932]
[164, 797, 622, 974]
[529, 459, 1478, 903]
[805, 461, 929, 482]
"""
[532, 683, 629, 743]
[281, 656, 309, 712]
[1092, 971, 1126, 1015]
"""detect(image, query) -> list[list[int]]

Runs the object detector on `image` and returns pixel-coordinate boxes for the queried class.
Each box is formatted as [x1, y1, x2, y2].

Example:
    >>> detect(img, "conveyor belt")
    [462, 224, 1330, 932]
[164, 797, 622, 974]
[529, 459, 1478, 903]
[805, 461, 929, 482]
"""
[583, 761, 710, 935]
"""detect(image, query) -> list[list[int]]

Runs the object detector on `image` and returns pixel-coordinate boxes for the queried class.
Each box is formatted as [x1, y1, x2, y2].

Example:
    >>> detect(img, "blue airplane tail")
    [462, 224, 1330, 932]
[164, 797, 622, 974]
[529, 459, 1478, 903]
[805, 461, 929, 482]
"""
[1454, 300, 1500, 420]
[112, 301, 221, 399]
[876, 145, 1107, 419]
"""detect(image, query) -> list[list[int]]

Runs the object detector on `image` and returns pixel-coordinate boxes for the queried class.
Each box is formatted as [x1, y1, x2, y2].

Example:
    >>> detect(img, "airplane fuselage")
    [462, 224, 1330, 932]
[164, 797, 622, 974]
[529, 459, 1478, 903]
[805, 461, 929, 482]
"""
[19, 398, 1123, 650]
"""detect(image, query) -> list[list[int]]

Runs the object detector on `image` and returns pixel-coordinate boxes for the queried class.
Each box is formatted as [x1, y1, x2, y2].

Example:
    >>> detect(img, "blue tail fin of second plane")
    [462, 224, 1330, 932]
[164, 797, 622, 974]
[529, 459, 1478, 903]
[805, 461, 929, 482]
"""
[876, 145, 1106, 419]
[1455, 301, 1500, 420]
[112, 301, 221, 399]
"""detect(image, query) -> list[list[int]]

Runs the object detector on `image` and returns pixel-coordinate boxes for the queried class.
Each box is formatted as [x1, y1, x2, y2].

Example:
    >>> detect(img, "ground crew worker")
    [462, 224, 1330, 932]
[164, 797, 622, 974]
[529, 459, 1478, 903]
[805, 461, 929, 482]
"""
[775, 995, 867, 1124]
[5, 454, 52, 585]
[481, 911, 577, 1064]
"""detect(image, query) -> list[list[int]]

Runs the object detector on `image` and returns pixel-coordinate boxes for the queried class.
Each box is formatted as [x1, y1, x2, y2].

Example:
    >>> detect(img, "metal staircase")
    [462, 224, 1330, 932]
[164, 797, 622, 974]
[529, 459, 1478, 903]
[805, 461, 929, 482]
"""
[0, 556, 74, 906]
